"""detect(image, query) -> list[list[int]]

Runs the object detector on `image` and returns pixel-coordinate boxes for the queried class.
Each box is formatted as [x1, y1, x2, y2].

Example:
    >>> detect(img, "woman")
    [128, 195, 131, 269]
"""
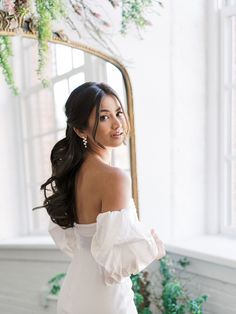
[41, 82, 165, 314]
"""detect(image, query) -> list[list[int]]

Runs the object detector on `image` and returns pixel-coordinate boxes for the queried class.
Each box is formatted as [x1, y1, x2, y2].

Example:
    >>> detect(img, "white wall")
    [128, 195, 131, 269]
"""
[109, 0, 207, 242]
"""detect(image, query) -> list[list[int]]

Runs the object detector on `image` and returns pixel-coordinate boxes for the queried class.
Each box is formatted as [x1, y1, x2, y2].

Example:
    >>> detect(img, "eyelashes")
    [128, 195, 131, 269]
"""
[117, 111, 124, 117]
[99, 111, 124, 122]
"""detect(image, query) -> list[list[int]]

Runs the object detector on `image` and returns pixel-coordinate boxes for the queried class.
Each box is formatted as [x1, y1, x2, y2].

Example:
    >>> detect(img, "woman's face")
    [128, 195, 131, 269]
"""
[86, 95, 127, 149]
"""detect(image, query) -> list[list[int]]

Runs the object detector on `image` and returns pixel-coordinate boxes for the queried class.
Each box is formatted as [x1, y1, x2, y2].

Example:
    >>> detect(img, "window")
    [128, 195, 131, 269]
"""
[219, 1, 236, 234]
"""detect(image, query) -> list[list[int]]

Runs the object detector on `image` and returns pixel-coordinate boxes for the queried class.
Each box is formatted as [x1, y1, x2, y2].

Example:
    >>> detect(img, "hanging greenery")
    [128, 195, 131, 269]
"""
[35, 0, 66, 86]
[0, 35, 18, 94]
[0, 0, 163, 94]
[121, 0, 163, 35]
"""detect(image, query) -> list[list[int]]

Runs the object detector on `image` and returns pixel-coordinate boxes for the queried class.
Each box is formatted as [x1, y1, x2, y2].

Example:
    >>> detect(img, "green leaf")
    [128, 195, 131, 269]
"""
[0, 36, 19, 95]
[178, 257, 190, 268]
[35, 0, 65, 84]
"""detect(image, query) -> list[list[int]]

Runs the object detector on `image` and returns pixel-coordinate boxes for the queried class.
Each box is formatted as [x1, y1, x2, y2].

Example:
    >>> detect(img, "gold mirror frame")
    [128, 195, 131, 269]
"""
[0, 30, 139, 210]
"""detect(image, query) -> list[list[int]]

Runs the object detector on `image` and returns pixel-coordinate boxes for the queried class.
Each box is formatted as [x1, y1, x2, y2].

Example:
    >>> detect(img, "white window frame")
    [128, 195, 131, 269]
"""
[207, 0, 236, 236]
[219, 4, 236, 234]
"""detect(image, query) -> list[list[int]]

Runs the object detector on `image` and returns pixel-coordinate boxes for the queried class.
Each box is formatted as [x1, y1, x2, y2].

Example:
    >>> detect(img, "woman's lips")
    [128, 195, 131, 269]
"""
[112, 132, 123, 138]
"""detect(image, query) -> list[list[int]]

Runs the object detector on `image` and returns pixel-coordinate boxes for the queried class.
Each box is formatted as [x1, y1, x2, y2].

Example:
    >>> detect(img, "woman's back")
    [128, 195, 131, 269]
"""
[74, 157, 105, 224]
[74, 156, 131, 224]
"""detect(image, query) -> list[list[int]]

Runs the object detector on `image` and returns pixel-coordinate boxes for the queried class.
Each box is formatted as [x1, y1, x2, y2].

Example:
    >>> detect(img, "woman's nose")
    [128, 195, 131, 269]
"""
[112, 116, 122, 129]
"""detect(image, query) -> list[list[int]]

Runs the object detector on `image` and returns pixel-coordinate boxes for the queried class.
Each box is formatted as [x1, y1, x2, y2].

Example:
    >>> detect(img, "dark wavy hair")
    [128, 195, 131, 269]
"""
[34, 82, 129, 228]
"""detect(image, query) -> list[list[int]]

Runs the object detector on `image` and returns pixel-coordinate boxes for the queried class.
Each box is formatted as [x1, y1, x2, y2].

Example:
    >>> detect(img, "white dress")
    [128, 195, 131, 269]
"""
[49, 198, 164, 314]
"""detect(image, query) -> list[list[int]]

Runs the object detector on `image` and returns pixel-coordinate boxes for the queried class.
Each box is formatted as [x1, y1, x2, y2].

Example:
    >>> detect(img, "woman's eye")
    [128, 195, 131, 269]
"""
[117, 111, 124, 117]
[99, 115, 109, 121]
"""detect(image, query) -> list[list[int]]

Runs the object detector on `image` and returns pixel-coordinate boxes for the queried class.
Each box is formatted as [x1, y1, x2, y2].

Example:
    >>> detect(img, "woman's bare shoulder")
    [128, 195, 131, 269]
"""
[92, 161, 130, 182]
[105, 164, 130, 180]
[100, 165, 131, 213]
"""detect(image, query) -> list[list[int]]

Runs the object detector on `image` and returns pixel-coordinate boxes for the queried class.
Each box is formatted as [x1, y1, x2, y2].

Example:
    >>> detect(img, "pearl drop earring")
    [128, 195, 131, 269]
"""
[82, 136, 87, 148]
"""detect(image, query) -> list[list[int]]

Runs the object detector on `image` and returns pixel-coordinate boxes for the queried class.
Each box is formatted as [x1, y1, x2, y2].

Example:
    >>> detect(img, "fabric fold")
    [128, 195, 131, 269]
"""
[91, 201, 162, 285]
[49, 220, 77, 258]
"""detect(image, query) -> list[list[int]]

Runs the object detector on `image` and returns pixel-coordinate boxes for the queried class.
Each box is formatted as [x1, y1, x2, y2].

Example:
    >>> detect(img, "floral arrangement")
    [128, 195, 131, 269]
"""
[0, 0, 163, 94]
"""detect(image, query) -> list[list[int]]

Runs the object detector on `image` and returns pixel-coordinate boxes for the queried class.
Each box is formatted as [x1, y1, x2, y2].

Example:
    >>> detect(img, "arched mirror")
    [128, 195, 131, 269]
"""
[0, 31, 138, 236]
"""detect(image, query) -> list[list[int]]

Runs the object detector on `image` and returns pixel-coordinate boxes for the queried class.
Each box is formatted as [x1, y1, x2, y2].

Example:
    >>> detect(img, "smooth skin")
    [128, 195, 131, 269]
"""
[74, 95, 164, 256]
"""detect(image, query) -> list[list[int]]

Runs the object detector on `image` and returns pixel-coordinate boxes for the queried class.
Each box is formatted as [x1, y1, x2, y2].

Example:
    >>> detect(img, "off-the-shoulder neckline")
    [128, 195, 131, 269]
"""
[74, 206, 134, 227]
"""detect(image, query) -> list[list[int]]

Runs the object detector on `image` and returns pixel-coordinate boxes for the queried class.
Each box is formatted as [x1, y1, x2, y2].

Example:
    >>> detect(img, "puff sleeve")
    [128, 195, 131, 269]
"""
[91, 200, 165, 285]
[48, 220, 77, 258]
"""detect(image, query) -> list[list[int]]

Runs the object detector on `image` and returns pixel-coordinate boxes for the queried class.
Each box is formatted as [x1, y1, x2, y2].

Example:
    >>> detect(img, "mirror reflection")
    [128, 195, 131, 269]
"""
[8, 36, 132, 235]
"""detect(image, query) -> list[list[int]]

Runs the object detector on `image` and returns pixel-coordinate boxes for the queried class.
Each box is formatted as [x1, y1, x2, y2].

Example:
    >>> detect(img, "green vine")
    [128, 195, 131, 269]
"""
[0, 36, 18, 95]
[131, 272, 152, 314]
[121, 0, 163, 34]
[158, 256, 208, 314]
[35, 0, 66, 86]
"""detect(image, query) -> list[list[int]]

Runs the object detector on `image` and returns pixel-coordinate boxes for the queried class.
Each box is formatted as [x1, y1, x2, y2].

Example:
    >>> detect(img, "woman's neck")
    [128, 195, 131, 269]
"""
[85, 149, 112, 166]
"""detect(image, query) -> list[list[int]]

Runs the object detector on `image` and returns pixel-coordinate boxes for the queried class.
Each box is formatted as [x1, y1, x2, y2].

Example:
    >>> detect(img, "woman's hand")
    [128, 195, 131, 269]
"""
[151, 229, 166, 260]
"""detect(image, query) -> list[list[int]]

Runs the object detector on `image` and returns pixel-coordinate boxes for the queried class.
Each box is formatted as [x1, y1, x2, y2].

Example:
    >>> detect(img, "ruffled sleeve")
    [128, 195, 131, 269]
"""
[48, 220, 77, 258]
[91, 199, 165, 285]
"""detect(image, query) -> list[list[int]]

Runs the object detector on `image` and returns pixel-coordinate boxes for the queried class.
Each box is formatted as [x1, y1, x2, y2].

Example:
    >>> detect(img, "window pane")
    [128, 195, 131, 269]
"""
[32, 205, 50, 234]
[23, 39, 54, 86]
[28, 134, 57, 234]
[38, 89, 55, 134]
[27, 90, 55, 137]
[106, 62, 126, 109]
[27, 94, 39, 137]
[30, 185, 49, 234]
[32, 134, 57, 184]
[72, 49, 85, 68]
[54, 80, 68, 129]
[69, 72, 85, 92]
[23, 39, 41, 87]
[55, 44, 72, 75]
[57, 129, 66, 141]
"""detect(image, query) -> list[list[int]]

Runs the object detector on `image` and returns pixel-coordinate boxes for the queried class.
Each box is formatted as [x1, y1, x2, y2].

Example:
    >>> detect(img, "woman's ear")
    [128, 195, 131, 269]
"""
[73, 127, 86, 139]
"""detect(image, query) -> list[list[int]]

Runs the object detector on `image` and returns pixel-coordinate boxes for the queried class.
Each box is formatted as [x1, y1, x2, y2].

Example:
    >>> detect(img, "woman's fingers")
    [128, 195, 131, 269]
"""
[151, 229, 166, 260]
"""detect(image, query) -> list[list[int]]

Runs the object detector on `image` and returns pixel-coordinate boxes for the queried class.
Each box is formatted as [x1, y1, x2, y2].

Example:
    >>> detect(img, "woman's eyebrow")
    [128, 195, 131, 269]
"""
[100, 107, 122, 113]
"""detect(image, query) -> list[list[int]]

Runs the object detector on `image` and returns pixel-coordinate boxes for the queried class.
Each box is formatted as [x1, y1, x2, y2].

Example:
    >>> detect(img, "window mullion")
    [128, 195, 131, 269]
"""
[220, 5, 236, 234]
